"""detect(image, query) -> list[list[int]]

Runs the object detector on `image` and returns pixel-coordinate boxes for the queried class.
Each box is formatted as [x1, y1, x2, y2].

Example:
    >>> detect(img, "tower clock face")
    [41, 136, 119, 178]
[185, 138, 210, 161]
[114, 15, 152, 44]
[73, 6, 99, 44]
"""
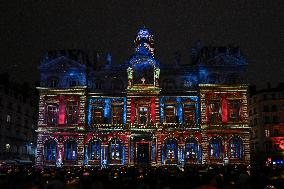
[133, 59, 154, 84]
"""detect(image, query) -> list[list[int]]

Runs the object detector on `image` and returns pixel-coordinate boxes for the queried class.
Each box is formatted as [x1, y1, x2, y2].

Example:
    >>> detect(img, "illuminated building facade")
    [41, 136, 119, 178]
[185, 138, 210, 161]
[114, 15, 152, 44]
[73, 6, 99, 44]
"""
[36, 28, 250, 167]
[249, 83, 284, 165]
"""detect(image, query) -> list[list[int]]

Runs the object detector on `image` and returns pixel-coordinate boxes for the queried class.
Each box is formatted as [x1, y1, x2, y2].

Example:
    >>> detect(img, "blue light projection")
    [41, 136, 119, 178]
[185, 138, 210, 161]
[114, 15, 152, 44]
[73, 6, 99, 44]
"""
[160, 98, 165, 123]
[176, 97, 183, 123]
[198, 68, 209, 83]
[161, 144, 164, 164]
[152, 140, 156, 162]
[84, 146, 88, 165]
[104, 98, 111, 123]
[122, 146, 125, 164]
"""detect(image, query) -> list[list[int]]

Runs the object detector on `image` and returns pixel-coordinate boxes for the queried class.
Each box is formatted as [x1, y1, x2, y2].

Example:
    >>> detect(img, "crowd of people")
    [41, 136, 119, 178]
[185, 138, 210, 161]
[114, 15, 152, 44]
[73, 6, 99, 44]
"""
[0, 163, 283, 189]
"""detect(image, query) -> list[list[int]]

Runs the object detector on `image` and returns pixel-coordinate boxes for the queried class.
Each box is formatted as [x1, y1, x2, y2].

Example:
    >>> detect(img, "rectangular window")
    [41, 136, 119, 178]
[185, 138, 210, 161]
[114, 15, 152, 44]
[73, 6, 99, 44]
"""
[92, 107, 104, 124]
[271, 105, 277, 112]
[208, 101, 221, 123]
[138, 107, 149, 124]
[66, 101, 78, 124]
[228, 100, 241, 122]
[164, 105, 176, 123]
[265, 129, 270, 137]
[263, 105, 269, 112]
[264, 116, 270, 124]
[47, 104, 58, 124]
[273, 116, 278, 123]
[6, 114, 11, 123]
[183, 105, 195, 124]
[111, 105, 123, 124]
[254, 118, 258, 126]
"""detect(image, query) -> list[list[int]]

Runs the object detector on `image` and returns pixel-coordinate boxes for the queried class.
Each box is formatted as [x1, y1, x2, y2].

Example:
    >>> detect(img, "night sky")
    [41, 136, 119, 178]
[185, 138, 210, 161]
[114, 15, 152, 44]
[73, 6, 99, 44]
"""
[1, 0, 283, 89]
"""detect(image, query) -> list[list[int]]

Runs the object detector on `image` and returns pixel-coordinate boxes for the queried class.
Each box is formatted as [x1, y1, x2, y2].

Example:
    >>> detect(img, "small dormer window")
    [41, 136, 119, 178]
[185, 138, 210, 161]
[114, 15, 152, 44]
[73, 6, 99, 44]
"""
[48, 78, 58, 88]
[67, 77, 78, 87]
[70, 80, 77, 87]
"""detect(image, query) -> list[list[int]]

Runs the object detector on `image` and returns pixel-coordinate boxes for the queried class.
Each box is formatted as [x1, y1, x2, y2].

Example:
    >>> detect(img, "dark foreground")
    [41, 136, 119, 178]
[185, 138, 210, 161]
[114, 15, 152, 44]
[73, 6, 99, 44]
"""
[0, 164, 283, 189]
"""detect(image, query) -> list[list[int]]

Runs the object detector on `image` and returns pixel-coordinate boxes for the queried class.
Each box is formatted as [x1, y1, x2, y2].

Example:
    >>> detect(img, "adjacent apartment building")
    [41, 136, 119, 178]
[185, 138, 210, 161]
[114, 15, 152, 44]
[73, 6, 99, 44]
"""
[249, 83, 284, 165]
[0, 73, 38, 162]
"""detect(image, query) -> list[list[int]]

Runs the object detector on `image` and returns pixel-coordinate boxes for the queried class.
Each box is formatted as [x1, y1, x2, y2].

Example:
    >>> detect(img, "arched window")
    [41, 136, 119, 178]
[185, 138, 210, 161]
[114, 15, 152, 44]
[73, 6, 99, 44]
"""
[229, 137, 243, 158]
[185, 138, 198, 160]
[88, 139, 101, 160]
[44, 139, 57, 161]
[65, 140, 77, 161]
[209, 137, 223, 159]
[164, 138, 178, 161]
[109, 138, 121, 160]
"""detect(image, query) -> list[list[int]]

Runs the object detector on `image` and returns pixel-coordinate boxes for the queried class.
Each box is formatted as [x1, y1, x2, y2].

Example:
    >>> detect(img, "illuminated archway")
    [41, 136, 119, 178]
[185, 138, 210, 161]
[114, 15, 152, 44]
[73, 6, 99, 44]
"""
[64, 139, 77, 161]
[229, 137, 243, 158]
[209, 137, 223, 159]
[44, 139, 57, 161]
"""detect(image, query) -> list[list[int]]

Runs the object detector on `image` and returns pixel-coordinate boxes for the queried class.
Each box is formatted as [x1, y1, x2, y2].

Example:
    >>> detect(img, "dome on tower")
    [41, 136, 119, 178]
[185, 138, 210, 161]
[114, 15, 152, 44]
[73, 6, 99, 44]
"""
[134, 27, 155, 57]
[128, 27, 160, 86]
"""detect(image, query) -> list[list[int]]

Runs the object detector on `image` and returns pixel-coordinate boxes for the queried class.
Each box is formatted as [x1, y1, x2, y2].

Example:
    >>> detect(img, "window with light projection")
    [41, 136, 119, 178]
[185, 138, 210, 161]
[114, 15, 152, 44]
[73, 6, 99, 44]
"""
[208, 101, 221, 123]
[92, 106, 104, 124]
[138, 107, 149, 124]
[229, 137, 243, 158]
[65, 140, 77, 161]
[185, 138, 198, 160]
[110, 138, 121, 160]
[88, 139, 101, 160]
[183, 104, 195, 124]
[164, 138, 178, 160]
[47, 104, 58, 124]
[164, 105, 176, 123]
[66, 101, 78, 124]
[44, 139, 57, 161]
[111, 105, 123, 124]
[209, 137, 223, 159]
[228, 100, 241, 122]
